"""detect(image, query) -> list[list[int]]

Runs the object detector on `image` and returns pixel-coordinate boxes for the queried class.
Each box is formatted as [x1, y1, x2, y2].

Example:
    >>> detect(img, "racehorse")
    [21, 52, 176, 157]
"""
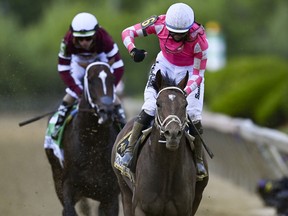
[45, 62, 120, 216]
[112, 70, 209, 216]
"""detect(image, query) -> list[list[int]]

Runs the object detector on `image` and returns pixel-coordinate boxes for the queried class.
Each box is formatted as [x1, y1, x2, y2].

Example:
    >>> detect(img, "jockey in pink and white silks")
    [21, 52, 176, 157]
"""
[52, 12, 126, 139]
[118, 3, 209, 179]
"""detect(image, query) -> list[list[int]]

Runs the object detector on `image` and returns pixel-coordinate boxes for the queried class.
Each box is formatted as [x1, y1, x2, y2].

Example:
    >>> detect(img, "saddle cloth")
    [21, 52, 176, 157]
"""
[114, 127, 152, 183]
[43, 108, 77, 167]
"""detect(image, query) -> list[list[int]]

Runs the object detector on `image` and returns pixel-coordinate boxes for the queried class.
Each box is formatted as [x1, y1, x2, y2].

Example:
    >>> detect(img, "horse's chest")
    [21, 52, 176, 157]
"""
[71, 144, 112, 183]
[135, 185, 193, 215]
[74, 167, 116, 195]
[135, 195, 192, 216]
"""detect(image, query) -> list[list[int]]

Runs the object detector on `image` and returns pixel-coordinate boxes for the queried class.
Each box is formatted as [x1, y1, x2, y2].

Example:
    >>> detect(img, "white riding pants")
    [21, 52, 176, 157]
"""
[66, 54, 108, 99]
[142, 52, 204, 122]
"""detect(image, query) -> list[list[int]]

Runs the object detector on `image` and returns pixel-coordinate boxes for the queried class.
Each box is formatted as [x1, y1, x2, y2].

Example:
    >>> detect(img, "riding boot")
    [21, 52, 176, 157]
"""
[190, 120, 207, 179]
[194, 134, 207, 179]
[121, 110, 154, 167]
[114, 104, 127, 128]
[51, 102, 71, 139]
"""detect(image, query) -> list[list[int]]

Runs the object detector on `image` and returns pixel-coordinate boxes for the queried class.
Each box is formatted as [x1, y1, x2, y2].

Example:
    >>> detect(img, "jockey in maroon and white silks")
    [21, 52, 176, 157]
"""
[58, 26, 124, 99]
[52, 12, 126, 140]
[122, 12, 208, 121]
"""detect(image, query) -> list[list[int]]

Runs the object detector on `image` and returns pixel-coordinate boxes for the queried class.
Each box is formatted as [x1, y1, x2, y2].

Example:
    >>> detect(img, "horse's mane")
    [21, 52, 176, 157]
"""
[152, 71, 177, 93]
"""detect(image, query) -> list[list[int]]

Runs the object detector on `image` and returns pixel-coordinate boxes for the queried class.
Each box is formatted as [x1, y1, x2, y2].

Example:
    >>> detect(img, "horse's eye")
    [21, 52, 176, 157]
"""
[156, 102, 160, 107]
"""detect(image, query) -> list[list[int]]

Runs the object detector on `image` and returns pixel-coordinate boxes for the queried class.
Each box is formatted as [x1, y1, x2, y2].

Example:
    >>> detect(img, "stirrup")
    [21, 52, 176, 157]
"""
[196, 162, 208, 181]
[115, 106, 126, 124]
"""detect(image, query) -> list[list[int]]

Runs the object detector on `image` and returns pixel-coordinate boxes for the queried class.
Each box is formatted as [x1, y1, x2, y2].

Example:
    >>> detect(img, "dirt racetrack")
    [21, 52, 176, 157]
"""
[0, 113, 277, 216]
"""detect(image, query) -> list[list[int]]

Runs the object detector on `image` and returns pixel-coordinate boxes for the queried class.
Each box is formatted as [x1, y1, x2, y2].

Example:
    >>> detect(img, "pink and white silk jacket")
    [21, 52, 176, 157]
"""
[122, 15, 208, 95]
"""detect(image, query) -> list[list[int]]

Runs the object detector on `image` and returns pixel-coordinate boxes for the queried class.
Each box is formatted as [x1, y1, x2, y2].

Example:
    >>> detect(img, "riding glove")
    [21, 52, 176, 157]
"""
[130, 48, 146, 62]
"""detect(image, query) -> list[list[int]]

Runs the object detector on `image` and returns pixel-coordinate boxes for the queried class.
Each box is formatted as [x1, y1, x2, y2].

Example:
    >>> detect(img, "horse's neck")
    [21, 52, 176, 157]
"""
[75, 102, 98, 128]
[79, 99, 90, 110]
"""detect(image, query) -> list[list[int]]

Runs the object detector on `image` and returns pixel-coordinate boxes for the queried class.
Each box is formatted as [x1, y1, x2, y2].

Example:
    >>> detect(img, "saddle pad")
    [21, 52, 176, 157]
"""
[114, 127, 153, 183]
[116, 130, 133, 156]
[45, 112, 64, 146]
[113, 130, 135, 182]
[44, 112, 65, 167]
[43, 108, 77, 167]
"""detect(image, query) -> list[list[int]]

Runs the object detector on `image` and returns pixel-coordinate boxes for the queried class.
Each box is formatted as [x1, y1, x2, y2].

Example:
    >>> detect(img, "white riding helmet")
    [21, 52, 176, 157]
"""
[71, 12, 98, 37]
[165, 3, 194, 33]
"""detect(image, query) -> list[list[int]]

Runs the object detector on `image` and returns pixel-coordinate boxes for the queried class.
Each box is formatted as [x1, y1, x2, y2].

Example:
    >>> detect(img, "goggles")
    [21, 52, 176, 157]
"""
[76, 36, 93, 42]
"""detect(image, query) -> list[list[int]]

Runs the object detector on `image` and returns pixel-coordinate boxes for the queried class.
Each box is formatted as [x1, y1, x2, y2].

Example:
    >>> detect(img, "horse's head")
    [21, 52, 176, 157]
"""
[154, 70, 188, 151]
[83, 62, 116, 125]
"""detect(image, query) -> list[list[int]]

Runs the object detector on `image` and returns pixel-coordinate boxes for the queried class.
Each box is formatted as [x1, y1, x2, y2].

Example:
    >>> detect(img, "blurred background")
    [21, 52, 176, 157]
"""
[1, 0, 287, 130]
[1, 0, 288, 215]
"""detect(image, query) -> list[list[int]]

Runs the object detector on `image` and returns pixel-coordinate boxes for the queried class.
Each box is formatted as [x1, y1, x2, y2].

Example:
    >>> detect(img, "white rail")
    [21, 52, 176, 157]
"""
[202, 111, 288, 190]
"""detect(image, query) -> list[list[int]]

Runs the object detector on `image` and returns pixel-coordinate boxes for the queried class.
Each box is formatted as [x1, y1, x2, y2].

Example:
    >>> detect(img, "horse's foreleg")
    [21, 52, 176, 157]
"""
[192, 176, 209, 215]
[78, 198, 91, 216]
[121, 192, 134, 216]
[98, 196, 119, 216]
[62, 180, 78, 216]
[117, 177, 134, 216]
[45, 149, 64, 205]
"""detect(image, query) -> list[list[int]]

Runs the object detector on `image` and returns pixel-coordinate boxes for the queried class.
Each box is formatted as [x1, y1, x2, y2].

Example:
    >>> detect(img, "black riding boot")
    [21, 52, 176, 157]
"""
[114, 104, 127, 128]
[51, 102, 71, 139]
[189, 120, 207, 179]
[120, 110, 154, 167]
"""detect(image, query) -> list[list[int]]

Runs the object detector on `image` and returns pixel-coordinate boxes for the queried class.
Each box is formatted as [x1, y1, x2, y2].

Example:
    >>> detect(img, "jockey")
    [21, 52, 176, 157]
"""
[52, 12, 126, 139]
[119, 3, 208, 178]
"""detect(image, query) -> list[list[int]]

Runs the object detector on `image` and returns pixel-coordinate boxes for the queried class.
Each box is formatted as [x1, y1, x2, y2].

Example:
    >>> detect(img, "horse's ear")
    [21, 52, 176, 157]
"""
[154, 70, 163, 90]
[178, 71, 189, 90]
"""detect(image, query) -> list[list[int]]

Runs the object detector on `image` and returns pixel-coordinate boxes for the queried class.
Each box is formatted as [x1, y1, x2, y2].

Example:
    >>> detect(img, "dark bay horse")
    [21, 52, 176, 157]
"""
[45, 62, 120, 216]
[112, 71, 208, 216]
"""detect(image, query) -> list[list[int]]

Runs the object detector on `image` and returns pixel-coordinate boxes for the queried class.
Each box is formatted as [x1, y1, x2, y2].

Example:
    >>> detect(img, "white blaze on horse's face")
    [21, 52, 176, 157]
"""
[99, 70, 107, 95]
[168, 94, 176, 101]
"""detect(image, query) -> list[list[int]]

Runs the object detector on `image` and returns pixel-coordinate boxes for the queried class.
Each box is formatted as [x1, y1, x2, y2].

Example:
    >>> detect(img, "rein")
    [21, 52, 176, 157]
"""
[154, 86, 188, 143]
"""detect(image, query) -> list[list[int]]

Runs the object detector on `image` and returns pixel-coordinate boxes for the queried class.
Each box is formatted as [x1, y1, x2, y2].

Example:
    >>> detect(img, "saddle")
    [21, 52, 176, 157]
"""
[43, 107, 78, 167]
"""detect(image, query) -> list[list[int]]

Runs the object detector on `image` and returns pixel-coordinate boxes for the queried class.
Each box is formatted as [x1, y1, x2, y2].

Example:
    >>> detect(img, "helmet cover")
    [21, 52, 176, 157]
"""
[165, 3, 194, 33]
[71, 12, 98, 37]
